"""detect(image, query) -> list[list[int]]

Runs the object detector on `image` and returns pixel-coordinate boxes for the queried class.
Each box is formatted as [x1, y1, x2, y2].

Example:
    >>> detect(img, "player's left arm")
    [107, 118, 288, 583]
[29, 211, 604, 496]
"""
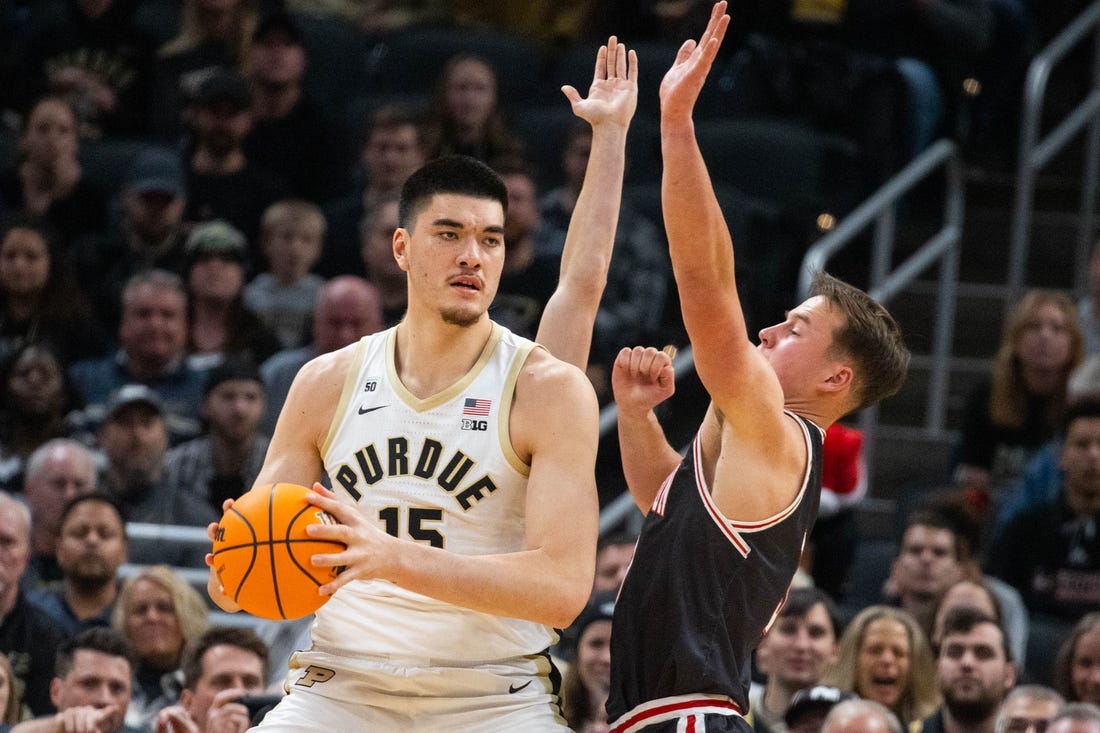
[305, 354, 599, 628]
[536, 36, 637, 369]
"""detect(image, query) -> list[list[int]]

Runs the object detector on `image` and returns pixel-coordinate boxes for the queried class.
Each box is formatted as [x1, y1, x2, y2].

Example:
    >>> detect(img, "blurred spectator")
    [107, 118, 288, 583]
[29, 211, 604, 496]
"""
[111, 566, 209, 732]
[821, 698, 904, 733]
[321, 105, 426, 280]
[0, 343, 86, 493]
[0, 648, 23, 727]
[31, 492, 127, 636]
[0, 96, 109, 248]
[73, 147, 189, 335]
[592, 531, 635, 597]
[260, 276, 382, 435]
[820, 605, 940, 729]
[782, 685, 858, 733]
[69, 270, 207, 445]
[282, 0, 447, 31]
[0, 491, 66, 718]
[986, 398, 1100, 624]
[561, 592, 614, 733]
[150, 0, 259, 141]
[183, 220, 280, 370]
[539, 120, 668, 404]
[423, 54, 524, 163]
[152, 626, 270, 733]
[994, 356, 1100, 536]
[9, 0, 156, 140]
[955, 290, 1083, 501]
[182, 70, 286, 252]
[490, 160, 560, 340]
[995, 685, 1065, 733]
[927, 580, 1009, 658]
[1054, 613, 1100, 706]
[357, 196, 407, 328]
[164, 361, 269, 524]
[95, 385, 209, 535]
[243, 200, 326, 350]
[1047, 704, 1100, 733]
[19, 439, 97, 591]
[0, 218, 106, 366]
[1079, 240, 1100, 357]
[9, 627, 135, 733]
[884, 505, 1028, 667]
[242, 11, 351, 204]
[919, 607, 1016, 733]
[748, 587, 841, 732]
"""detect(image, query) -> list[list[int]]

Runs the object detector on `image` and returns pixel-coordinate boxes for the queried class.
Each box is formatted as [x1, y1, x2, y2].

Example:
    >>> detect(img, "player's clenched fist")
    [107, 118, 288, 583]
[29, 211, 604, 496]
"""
[612, 346, 676, 416]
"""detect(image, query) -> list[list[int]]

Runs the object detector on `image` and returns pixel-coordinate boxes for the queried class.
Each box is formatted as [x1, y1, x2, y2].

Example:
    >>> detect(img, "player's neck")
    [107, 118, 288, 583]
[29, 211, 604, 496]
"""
[393, 317, 493, 399]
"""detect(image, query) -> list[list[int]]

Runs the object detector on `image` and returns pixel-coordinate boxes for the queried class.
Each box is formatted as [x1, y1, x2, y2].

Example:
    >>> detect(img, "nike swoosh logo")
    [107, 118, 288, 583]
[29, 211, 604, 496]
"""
[358, 405, 387, 415]
[508, 681, 532, 694]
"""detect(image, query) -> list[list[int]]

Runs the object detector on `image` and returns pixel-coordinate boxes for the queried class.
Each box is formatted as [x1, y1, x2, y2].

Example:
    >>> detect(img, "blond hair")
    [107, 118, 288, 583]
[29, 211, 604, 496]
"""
[261, 199, 327, 242]
[112, 565, 210, 665]
[990, 290, 1083, 428]
[160, 0, 257, 60]
[821, 605, 940, 727]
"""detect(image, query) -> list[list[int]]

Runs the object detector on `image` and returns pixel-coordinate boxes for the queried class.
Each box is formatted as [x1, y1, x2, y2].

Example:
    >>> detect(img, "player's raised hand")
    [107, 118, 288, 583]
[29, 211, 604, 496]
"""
[659, 1, 730, 121]
[304, 482, 398, 595]
[612, 346, 677, 416]
[561, 36, 639, 130]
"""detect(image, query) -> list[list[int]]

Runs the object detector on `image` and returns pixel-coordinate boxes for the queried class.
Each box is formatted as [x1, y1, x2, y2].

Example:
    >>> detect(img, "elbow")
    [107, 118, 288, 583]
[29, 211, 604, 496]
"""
[545, 573, 593, 629]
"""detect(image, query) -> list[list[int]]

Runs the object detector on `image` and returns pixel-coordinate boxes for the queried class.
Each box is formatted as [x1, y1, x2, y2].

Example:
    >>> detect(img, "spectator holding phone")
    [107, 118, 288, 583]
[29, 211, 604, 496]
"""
[153, 627, 270, 733]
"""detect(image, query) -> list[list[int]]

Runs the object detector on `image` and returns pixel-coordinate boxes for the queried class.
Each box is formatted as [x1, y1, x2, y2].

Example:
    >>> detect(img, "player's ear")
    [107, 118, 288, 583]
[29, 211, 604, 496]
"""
[392, 228, 410, 273]
[821, 364, 853, 394]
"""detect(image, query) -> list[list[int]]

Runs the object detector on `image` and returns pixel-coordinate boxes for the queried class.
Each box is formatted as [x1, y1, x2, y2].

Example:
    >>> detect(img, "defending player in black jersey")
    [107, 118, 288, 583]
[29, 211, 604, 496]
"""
[606, 4, 910, 732]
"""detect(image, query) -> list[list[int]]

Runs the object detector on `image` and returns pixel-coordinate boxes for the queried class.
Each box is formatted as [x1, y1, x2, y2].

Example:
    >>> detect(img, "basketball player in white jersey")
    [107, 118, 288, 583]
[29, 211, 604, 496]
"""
[605, 4, 910, 731]
[206, 39, 639, 732]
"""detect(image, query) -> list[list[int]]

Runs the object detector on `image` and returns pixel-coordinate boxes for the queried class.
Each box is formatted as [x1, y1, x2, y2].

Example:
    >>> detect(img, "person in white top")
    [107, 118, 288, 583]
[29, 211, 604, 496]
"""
[206, 38, 639, 732]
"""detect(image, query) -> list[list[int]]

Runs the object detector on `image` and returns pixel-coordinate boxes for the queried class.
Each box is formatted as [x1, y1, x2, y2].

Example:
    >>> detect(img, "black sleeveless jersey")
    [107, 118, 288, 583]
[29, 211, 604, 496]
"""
[607, 413, 824, 723]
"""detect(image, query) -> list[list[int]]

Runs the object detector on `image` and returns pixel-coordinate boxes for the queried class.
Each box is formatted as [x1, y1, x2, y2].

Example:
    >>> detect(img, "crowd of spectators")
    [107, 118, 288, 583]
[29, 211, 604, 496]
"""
[0, 0, 1098, 732]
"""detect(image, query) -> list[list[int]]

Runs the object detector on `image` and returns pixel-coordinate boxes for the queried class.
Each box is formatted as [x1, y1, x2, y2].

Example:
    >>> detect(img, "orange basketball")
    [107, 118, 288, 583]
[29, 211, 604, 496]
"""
[211, 483, 345, 620]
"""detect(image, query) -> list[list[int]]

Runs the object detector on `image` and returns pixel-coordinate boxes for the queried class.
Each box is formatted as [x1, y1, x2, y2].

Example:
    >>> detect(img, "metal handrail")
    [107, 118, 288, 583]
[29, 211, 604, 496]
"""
[797, 139, 965, 486]
[1008, 0, 1100, 305]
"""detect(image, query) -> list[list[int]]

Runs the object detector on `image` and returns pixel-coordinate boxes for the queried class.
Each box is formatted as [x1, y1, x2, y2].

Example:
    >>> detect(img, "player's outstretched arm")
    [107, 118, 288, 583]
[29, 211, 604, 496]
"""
[659, 2, 784, 430]
[612, 346, 683, 512]
[536, 36, 637, 369]
[305, 354, 600, 628]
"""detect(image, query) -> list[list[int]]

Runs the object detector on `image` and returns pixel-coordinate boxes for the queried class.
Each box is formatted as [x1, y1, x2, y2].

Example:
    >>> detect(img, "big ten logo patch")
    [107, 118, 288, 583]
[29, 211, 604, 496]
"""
[461, 419, 488, 432]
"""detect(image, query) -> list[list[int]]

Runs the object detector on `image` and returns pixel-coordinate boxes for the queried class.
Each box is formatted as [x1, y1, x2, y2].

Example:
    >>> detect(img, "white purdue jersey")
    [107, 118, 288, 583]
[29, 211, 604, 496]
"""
[314, 322, 556, 662]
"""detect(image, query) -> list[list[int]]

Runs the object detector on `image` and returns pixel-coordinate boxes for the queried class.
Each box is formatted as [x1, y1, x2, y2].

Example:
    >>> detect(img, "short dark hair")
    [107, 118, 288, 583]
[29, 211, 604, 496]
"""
[58, 492, 127, 532]
[810, 271, 909, 410]
[180, 626, 270, 691]
[904, 502, 980, 562]
[938, 606, 1010, 662]
[55, 628, 135, 679]
[398, 155, 507, 228]
[778, 586, 842, 638]
[1063, 398, 1100, 436]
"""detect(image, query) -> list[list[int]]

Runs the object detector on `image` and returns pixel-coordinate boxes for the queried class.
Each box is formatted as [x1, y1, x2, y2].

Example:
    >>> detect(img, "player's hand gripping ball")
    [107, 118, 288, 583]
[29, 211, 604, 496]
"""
[211, 483, 345, 620]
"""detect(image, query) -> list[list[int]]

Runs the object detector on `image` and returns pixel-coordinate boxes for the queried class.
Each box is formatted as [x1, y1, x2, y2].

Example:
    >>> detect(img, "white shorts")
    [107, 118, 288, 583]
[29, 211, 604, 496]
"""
[253, 647, 569, 733]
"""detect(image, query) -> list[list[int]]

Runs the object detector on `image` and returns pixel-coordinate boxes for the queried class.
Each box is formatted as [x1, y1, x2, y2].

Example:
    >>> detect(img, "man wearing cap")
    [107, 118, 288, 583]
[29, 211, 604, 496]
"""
[182, 219, 282, 371]
[783, 686, 858, 733]
[164, 360, 271, 527]
[184, 68, 287, 253]
[920, 607, 1016, 733]
[243, 11, 351, 204]
[70, 270, 208, 445]
[73, 146, 189, 333]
